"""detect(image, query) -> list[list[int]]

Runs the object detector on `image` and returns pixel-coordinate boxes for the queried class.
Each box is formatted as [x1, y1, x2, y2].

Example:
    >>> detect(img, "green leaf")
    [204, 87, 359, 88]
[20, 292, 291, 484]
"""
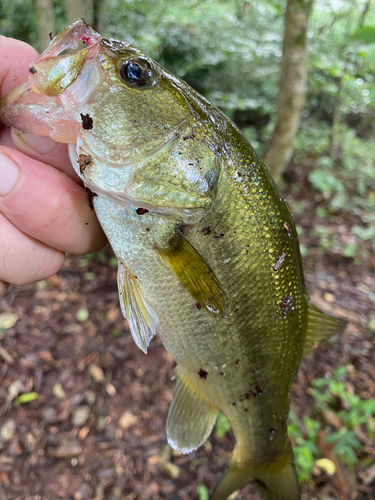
[76, 308, 89, 322]
[215, 411, 231, 438]
[15, 392, 39, 404]
[197, 484, 209, 500]
[351, 26, 375, 45]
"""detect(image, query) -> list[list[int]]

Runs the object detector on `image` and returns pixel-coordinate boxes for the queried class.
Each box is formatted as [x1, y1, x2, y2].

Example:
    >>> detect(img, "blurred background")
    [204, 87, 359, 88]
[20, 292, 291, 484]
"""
[0, 1, 375, 499]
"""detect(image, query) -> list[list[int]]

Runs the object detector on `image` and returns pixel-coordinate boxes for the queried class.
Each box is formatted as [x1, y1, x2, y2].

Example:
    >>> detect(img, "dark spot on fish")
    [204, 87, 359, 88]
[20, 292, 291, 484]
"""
[29, 66, 37, 74]
[237, 171, 242, 177]
[188, 163, 194, 166]
[246, 249, 249, 255]
[234, 308, 239, 313]
[85, 187, 97, 209]
[203, 226, 211, 235]
[254, 479, 269, 491]
[220, 372, 225, 376]
[198, 369, 208, 380]
[280, 295, 294, 318]
[246, 386, 263, 400]
[273, 252, 286, 271]
[196, 303, 202, 310]
[284, 222, 292, 238]
[269, 428, 275, 433]
[80, 113, 93, 130]
[244, 408, 248, 412]
[246, 389, 258, 400]
[136, 208, 149, 215]
[146, 228, 150, 232]
[78, 153, 93, 174]
[235, 359, 241, 364]
[214, 235, 220, 239]
[49, 32, 53, 40]
[182, 126, 197, 140]
[232, 402, 236, 406]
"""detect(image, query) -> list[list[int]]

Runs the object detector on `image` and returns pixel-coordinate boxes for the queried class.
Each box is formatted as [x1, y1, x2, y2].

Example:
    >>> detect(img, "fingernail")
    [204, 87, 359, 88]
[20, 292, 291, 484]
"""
[11, 128, 58, 155]
[0, 151, 19, 196]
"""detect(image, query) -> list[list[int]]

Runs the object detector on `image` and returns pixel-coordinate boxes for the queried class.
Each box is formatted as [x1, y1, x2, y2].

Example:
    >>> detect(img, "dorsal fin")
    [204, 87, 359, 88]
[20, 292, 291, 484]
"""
[117, 262, 159, 353]
[303, 303, 345, 357]
[157, 230, 228, 317]
[167, 367, 219, 454]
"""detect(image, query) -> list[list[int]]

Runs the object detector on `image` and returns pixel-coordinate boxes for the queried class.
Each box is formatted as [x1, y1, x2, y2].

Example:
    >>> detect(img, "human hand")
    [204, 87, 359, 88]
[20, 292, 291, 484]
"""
[0, 36, 107, 297]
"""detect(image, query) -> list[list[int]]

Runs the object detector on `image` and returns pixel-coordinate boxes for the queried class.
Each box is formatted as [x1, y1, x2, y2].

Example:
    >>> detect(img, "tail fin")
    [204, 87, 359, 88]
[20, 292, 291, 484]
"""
[210, 445, 300, 500]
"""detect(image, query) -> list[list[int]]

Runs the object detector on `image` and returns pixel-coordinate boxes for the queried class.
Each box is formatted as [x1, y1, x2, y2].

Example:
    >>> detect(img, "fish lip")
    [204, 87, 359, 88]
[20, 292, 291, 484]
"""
[35, 18, 101, 63]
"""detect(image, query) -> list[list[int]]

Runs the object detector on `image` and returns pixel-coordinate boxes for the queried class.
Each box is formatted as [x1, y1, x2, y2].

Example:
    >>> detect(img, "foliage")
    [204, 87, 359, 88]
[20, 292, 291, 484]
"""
[214, 411, 231, 438]
[289, 366, 375, 484]
[196, 484, 209, 500]
[294, 120, 375, 262]
[288, 411, 321, 484]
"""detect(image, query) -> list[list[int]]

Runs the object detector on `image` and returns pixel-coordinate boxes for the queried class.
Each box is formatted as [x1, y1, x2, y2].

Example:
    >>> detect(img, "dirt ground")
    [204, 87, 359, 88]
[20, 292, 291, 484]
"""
[0, 166, 374, 500]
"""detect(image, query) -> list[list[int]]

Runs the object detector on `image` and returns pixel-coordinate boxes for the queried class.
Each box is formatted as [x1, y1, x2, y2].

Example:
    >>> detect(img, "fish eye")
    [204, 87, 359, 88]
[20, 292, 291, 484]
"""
[120, 59, 152, 87]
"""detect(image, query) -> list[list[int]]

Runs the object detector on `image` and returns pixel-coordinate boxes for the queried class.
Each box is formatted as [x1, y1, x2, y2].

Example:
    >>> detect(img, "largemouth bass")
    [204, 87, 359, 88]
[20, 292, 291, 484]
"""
[0, 20, 343, 500]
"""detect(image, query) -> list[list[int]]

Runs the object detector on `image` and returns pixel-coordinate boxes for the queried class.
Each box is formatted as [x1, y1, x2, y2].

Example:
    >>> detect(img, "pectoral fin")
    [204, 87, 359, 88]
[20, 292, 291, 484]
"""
[167, 367, 219, 454]
[303, 303, 344, 357]
[157, 230, 228, 317]
[117, 262, 159, 353]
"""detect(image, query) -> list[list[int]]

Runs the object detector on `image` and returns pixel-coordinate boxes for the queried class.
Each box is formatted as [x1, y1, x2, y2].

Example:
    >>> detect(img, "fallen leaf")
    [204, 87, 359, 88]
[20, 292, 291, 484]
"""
[163, 462, 180, 479]
[315, 458, 336, 475]
[52, 383, 66, 400]
[88, 364, 105, 383]
[0, 313, 18, 329]
[118, 411, 138, 429]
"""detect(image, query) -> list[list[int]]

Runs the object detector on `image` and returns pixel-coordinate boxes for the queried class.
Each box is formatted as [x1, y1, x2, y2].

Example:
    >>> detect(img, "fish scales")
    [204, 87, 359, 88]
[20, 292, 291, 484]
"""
[0, 20, 343, 500]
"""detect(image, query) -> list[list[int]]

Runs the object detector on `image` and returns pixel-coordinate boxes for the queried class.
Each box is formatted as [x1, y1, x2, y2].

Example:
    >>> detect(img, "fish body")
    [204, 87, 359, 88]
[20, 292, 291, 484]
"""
[0, 20, 343, 500]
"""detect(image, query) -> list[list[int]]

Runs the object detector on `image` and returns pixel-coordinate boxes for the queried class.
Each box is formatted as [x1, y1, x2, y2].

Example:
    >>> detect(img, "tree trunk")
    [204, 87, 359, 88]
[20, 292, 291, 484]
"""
[92, 0, 106, 32]
[35, 0, 55, 52]
[263, 0, 313, 182]
[65, 0, 94, 25]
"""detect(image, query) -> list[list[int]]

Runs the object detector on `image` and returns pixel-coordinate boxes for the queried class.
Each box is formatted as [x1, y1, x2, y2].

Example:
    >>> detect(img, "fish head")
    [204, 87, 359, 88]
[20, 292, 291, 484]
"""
[0, 19, 197, 205]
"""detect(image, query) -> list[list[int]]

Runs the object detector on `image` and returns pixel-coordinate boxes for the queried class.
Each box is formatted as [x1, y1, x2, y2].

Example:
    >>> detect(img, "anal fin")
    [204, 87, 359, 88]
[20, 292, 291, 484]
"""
[167, 367, 219, 454]
[303, 303, 345, 357]
[117, 262, 159, 354]
[157, 230, 228, 317]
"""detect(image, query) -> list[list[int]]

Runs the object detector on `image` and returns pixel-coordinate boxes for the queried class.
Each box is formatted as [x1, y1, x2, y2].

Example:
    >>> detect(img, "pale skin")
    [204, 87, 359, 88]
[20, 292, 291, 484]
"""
[0, 36, 107, 298]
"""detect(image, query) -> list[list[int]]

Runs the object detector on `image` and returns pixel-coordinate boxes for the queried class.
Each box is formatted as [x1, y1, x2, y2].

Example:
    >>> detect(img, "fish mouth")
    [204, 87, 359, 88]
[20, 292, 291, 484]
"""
[0, 19, 102, 142]
[26, 19, 101, 98]
[36, 18, 101, 60]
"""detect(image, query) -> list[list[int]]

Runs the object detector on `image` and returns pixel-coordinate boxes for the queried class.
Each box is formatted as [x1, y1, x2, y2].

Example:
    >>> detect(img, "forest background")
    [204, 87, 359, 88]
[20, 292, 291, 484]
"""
[0, 1, 375, 499]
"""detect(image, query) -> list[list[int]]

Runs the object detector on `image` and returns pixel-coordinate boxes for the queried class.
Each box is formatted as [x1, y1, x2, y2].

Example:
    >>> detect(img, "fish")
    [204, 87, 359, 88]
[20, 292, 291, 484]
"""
[0, 20, 343, 500]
